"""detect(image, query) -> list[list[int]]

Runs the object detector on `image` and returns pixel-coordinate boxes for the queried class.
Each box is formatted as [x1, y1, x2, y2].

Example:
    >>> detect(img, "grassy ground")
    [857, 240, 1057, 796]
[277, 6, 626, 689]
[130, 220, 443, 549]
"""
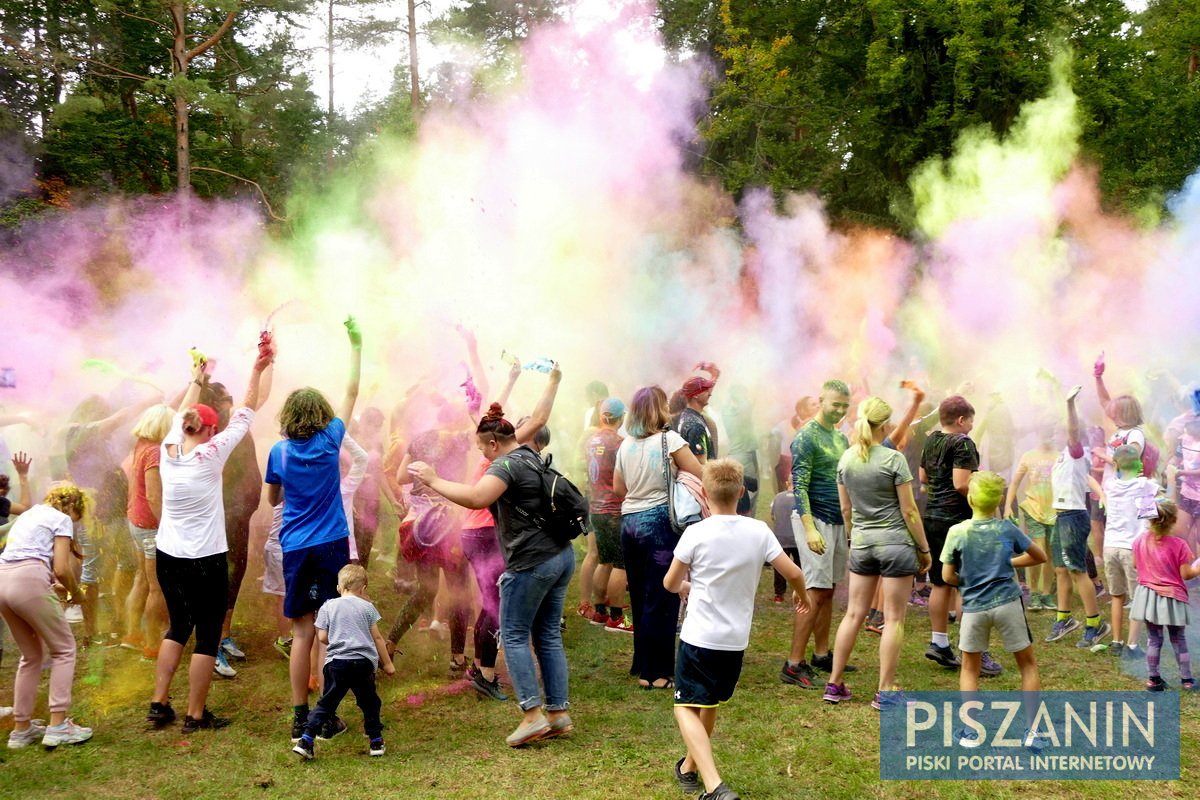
[1, 540, 1197, 798]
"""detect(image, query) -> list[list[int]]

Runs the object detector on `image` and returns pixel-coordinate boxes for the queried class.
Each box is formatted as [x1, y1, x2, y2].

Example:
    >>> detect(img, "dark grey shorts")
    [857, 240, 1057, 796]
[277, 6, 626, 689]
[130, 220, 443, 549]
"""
[848, 543, 919, 578]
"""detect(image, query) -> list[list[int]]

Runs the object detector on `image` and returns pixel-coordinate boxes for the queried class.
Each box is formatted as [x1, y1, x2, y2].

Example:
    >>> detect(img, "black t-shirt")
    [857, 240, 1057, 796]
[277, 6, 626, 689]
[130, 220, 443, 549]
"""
[920, 431, 979, 522]
[486, 446, 567, 571]
[0, 495, 10, 523]
[676, 408, 715, 460]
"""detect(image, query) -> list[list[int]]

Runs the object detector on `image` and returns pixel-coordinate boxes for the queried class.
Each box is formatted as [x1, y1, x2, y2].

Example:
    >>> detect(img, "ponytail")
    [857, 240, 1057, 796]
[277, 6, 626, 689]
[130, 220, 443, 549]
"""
[181, 407, 205, 436]
[852, 396, 892, 462]
[1150, 498, 1178, 539]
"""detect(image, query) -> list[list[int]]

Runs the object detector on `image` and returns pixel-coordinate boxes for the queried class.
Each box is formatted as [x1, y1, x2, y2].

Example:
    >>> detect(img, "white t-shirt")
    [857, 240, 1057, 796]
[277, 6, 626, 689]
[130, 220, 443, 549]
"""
[1102, 475, 1160, 549]
[1103, 427, 1145, 482]
[1051, 446, 1091, 511]
[157, 407, 255, 559]
[674, 515, 784, 651]
[0, 503, 73, 567]
[616, 430, 688, 514]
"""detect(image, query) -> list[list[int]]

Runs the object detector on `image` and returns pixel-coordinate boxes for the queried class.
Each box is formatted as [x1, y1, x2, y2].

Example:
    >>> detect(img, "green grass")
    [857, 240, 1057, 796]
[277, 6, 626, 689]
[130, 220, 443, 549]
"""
[1, 542, 1197, 798]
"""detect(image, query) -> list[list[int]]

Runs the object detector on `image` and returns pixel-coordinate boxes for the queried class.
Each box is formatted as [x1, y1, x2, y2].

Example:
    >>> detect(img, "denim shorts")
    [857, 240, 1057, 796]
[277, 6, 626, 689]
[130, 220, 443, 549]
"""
[1050, 509, 1090, 572]
[128, 522, 158, 560]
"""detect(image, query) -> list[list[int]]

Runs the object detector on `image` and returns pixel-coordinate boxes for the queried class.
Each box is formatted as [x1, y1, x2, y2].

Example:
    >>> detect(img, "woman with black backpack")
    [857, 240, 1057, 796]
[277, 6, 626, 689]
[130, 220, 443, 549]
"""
[409, 367, 575, 748]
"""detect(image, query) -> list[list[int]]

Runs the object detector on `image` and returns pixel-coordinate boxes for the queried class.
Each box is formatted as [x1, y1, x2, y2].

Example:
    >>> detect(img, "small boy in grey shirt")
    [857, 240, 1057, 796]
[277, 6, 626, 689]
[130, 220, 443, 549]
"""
[293, 564, 395, 759]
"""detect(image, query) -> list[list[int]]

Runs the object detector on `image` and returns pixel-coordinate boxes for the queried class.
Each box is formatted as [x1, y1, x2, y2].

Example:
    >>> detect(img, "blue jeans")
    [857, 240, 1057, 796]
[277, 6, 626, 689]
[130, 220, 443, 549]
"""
[621, 505, 680, 682]
[499, 545, 575, 711]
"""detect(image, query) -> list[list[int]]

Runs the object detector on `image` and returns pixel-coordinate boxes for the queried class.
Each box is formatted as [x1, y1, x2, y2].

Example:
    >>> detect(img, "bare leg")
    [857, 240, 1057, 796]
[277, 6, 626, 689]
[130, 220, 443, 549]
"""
[126, 553, 149, 641]
[675, 705, 721, 793]
[878, 576, 912, 690]
[788, 588, 832, 663]
[290, 614, 315, 706]
[830, 574, 875, 684]
[186, 654, 216, 719]
[153, 639, 184, 705]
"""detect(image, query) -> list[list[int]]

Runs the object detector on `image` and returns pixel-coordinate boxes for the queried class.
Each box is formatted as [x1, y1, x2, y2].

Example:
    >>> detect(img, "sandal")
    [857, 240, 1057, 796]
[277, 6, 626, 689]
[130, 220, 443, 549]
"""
[642, 678, 674, 691]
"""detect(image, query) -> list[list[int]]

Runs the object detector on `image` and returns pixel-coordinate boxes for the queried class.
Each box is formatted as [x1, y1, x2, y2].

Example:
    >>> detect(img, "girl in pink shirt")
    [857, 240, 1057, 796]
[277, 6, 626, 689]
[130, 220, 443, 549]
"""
[1132, 499, 1200, 690]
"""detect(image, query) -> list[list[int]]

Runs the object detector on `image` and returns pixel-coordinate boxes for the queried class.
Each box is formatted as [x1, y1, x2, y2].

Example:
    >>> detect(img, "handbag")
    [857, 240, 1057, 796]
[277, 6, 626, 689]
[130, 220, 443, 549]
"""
[663, 432, 704, 534]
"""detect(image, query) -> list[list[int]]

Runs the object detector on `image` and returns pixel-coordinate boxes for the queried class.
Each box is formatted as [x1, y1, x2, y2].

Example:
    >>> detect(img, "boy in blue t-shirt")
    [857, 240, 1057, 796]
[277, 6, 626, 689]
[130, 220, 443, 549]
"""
[265, 317, 362, 741]
[942, 472, 1048, 747]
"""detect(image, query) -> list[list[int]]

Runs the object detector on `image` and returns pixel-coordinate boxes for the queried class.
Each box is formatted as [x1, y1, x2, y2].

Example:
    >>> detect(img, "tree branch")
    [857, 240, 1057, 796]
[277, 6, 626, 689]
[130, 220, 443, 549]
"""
[109, 5, 173, 33]
[186, 5, 242, 62]
[79, 55, 152, 82]
[191, 166, 285, 222]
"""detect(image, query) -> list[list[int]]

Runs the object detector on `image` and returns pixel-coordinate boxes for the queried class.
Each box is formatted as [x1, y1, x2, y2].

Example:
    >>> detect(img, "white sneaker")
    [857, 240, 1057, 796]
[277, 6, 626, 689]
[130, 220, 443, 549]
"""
[8, 720, 47, 749]
[42, 719, 93, 748]
[220, 637, 246, 661]
[213, 651, 237, 678]
[64, 604, 84, 623]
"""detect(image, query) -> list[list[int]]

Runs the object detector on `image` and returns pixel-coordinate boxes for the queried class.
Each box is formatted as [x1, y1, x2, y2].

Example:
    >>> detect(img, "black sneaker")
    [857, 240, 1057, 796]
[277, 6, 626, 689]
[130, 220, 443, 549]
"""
[182, 708, 230, 733]
[369, 737, 385, 757]
[292, 737, 314, 760]
[925, 643, 961, 668]
[317, 715, 347, 741]
[146, 702, 176, 726]
[780, 660, 819, 689]
[699, 782, 740, 800]
[674, 756, 701, 794]
[291, 713, 308, 743]
[470, 667, 510, 702]
[1146, 675, 1168, 692]
[810, 652, 857, 673]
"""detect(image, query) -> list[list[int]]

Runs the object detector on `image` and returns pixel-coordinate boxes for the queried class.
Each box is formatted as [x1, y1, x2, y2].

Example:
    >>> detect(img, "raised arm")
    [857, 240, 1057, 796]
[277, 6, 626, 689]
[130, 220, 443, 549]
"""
[888, 383, 925, 452]
[9, 452, 32, 515]
[456, 325, 489, 405]
[1093, 353, 1114, 420]
[1066, 385, 1084, 457]
[339, 316, 363, 424]
[241, 335, 276, 412]
[494, 360, 521, 410]
[93, 392, 162, 438]
[514, 365, 562, 445]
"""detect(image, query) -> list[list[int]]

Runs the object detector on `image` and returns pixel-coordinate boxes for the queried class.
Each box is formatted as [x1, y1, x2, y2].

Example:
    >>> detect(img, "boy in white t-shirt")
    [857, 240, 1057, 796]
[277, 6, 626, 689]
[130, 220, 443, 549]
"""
[1095, 445, 1159, 655]
[664, 459, 809, 800]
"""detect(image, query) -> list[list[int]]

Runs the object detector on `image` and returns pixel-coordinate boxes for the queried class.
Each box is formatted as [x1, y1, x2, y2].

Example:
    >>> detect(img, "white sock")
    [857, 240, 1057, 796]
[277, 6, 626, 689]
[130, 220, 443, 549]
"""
[932, 632, 950, 648]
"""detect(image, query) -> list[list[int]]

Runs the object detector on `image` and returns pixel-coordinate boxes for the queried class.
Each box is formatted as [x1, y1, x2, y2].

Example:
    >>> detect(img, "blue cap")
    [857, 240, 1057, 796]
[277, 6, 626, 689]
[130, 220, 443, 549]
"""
[600, 397, 625, 419]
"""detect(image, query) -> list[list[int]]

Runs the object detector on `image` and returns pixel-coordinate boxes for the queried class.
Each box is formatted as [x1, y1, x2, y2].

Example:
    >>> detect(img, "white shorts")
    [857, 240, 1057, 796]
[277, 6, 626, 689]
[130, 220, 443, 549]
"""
[262, 534, 285, 597]
[791, 513, 848, 590]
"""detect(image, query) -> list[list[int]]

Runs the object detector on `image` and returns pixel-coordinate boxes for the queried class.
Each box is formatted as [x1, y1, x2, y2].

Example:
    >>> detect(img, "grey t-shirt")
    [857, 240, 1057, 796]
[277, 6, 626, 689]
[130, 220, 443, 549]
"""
[315, 594, 382, 668]
[837, 445, 913, 548]
[770, 491, 797, 548]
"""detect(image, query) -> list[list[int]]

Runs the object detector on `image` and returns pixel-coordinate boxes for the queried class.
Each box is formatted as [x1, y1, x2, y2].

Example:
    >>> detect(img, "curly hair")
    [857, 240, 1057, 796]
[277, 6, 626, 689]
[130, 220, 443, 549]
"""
[279, 388, 335, 440]
[43, 483, 90, 520]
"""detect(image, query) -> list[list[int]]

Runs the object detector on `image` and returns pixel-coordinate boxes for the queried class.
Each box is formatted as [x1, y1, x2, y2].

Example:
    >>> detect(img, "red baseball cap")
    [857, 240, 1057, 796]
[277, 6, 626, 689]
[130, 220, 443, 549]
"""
[192, 403, 220, 429]
[682, 377, 716, 399]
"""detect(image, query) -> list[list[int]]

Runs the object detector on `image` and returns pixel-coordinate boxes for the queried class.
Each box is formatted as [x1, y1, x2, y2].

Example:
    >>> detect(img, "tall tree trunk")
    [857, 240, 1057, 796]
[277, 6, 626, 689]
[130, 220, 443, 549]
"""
[327, 0, 335, 119]
[170, 3, 191, 191]
[408, 0, 420, 109]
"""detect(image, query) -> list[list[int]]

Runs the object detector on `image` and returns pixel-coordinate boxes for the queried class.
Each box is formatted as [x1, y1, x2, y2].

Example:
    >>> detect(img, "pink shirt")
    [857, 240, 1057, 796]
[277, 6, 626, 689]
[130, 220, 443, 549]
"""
[463, 459, 494, 529]
[1133, 533, 1193, 604]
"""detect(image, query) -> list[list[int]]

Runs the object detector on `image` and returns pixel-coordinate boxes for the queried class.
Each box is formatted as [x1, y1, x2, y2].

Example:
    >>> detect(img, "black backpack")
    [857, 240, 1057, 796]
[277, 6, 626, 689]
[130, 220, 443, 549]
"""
[508, 449, 590, 545]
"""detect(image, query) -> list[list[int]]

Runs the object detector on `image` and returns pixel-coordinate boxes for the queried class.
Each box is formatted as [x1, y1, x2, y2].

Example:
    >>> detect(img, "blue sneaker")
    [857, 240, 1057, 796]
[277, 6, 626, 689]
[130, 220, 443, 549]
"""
[213, 650, 237, 678]
[1045, 618, 1082, 642]
[1076, 621, 1111, 648]
[956, 727, 983, 748]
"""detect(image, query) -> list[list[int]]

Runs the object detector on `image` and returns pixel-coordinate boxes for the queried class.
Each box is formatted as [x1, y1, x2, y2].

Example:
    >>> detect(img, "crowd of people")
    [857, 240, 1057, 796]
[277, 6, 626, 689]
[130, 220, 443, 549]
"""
[1, 327, 1199, 800]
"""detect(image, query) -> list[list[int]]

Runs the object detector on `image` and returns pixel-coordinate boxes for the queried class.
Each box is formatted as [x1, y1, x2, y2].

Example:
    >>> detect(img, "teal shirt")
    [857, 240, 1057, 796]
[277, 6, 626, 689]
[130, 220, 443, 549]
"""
[791, 420, 848, 526]
[942, 518, 1032, 612]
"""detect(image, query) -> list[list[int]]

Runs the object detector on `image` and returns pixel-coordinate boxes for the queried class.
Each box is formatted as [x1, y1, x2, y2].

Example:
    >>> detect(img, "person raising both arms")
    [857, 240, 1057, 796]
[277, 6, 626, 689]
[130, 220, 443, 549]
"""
[146, 336, 275, 732]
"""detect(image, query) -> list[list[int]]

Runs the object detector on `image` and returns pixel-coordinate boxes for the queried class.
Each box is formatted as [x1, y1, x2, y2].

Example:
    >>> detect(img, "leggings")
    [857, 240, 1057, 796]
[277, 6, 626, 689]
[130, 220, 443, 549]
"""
[156, 550, 228, 657]
[388, 560, 470, 655]
[1146, 622, 1192, 681]
[461, 526, 504, 669]
[225, 511, 253, 611]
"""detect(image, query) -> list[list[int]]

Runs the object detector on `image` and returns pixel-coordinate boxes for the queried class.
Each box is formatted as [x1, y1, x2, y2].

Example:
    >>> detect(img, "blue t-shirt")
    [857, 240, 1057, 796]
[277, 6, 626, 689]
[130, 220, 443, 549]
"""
[265, 417, 348, 553]
[941, 518, 1032, 613]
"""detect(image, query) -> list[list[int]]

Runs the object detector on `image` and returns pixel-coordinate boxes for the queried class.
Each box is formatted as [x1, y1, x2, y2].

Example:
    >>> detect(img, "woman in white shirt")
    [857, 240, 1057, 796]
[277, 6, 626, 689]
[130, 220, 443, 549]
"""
[147, 343, 273, 733]
[613, 386, 702, 690]
[0, 483, 93, 748]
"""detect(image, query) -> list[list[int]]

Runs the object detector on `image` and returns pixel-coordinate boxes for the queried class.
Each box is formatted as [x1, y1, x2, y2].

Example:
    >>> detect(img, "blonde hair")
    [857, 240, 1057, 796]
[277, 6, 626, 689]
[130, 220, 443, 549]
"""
[702, 458, 744, 507]
[851, 396, 892, 462]
[43, 483, 90, 520]
[1108, 395, 1144, 428]
[626, 386, 671, 438]
[131, 404, 175, 443]
[967, 471, 1006, 515]
[337, 563, 368, 593]
[1149, 499, 1178, 538]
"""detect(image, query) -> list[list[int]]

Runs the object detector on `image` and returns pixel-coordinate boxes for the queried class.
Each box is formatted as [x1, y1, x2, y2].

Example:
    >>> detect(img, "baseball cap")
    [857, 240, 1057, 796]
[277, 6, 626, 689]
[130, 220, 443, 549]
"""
[192, 403, 220, 429]
[682, 377, 715, 399]
[600, 397, 625, 419]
